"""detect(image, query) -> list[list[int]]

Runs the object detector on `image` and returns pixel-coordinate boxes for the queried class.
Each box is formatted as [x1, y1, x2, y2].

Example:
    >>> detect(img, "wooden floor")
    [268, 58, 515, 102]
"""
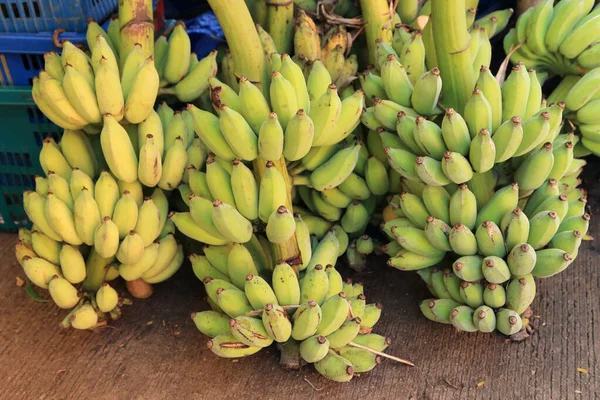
[1, 204, 599, 400]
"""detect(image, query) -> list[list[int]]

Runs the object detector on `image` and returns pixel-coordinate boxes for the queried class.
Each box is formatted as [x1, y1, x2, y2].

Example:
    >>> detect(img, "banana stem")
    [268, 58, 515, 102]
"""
[158, 87, 176, 96]
[278, 340, 301, 369]
[119, 0, 154, 68]
[347, 341, 415, 367]
[253, 156, 302, 269]
[358, 0, 393, 64]
[244, 304, 300, 316]
[266, 0, 294, 55]
[430, 0, 475, 114]
[208, 0, 270, 97]
[291, 174, 310, 186]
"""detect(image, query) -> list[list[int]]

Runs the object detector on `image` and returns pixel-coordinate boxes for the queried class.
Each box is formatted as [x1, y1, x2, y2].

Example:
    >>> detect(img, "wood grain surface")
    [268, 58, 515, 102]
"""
[1, 203, 598, 400]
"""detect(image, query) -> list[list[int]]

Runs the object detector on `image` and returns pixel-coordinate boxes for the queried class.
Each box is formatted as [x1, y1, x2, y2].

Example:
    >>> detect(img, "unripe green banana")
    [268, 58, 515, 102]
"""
[475, 221, 507, 258]
[387, 249, 444, 271]
[207, 333, 262, 358]
[341, 201, 369, 234]
[532, 247, 573, 278]
[448, 223, 478, 256]
[192, 311, 231, 338]
[124, 56, 159, 124]
[210, 200, 252, 244]
[413, 116, 448, 160]
[306, 230, 340, 272]
[415, 156, 451, 186]
[452, 255, 484, 282]
[190, 252, 230, 282]
[175, 50, 218, 102]
[464, 89, 492, 139]
[262, 303, 292, 342]
[381, 54, 413, 107]
[310, 143, 362, 191]
[441, 108, 471, 156]
[441, 151, 474, 184]
[528, 210, 561, 250]
[469, 129, 496, 173]
[423, 217, 452, 252]
[188, 105, 236, 161]
[549, 230, 583, 257]
[300, 264, 329, 305]
[22, 256, 61, 289]
[448, 184, 478, 230]
[291, 300, 322, 340]
[397, 192, 429, 229]
[515, 142, 554, 193]
[502, 63, 530, 121]
[476, 183, 519, 227]
[513, 111, 551, 157]
[421, 298, 461, 324]
[385, 147, 419, 181]
[492, 116, 523, 162]
[449, 306, 478, 332]
[500, 208, 530, 251]
[496, 309, 523, 336]
[230, 315, 274, 348]
[272, 261, 300, 306]
[209, 77, 242, 114]
[524, 69, 543, 120]
[299, 335, 330, 363]
[410, 67, 442, 116]
[482, 255, 511, 284]
[315, 292, 349, 336]
[393, 226, 445, 257]
[476, 65, 503, 132]
[70, 303, 98, 330]
[373, 97, 417, 131]
[314, 350, 354, 382]
[216, 286, 253, 318]
[482, 282, 506, 308]
[531, 194, 569, 221]
[216, 104, 259, 161]
[472, 305, 496, 333]
[523, 179, 560, 216]
[258, 161, 287, 223]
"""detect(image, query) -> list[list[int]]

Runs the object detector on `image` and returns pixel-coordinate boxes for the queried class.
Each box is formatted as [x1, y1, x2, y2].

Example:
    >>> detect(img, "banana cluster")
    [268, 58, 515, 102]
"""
[504, 0, 600, 76]
[383, 174, 588, 336]
[293, 0, 360, 18]
[191, 251, 388, 382]
[292, 11, 359, 90]
[16, 136, 184, 328]
[154, 24, 220, 102]
[543, 68, 600, 157]
[16, 226, 128, 329]
[33, 25, 159, 132]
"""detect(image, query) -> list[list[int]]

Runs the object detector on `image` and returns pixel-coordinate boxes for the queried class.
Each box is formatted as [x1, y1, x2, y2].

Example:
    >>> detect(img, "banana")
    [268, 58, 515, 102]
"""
[258, 161, 287, 223]
[96, 283, 119, 312]
[262, 303, 292, 342]
[513, 111, 551, 157]
[560, 14, 600, 59]
[452, 255, 484, 282]
[71, 187, 101, 245]
[501, 208, 530, 251]
[415, 156, 451, 186]
[495, 309, 522, 336]
[364, 156, 390, 196]
[137, 134, 162, 187]
[100, 115, 138, 183]
[411, 68, 442, 116]
[112, 191, 140, 241]
[213, 104, 258, 161]
[94, 55, 124, 121]
[321, 90, 365, 146]
[38, 137, 72, 181]
[448, 223, 478, 256]
[441, 151, 474, 184]
[142, 233, 180, 280]
[207, 333, 261, 358]
[191, 252, 230, 282]
[526, 0, 554, 56]
[528, 210, 561, 250]
[47, 171, 73, 210]
[413, 117, 448, 160]
[476, 183, 519, 227]
[120, 44, 146, 100]
[44, 51, 64, 80]
[135, 197, 162, 246]
[423, 217, 452, 252]
[530, 194, 569, 221]
[192, 311, 231, 338]
[270, 261, 300, 306]
[115, 230, 145, 264]
[464, 89, 492, 139]
[206, 157, 236, 206]
[523, 179, 560, 216]
[290, 300, 322, 341]
[300, 264, 329, 305]
[311, 84, 342, 146]
[174, 50, 218, 102]
[316, 292, 349, 336]
[299, 335, 329, 363]
[381, 54, 413, 107]
[258, 113, 284, 161]
[58, 244, 86, 284]
[360, 71, 387, 105]
[93, 216, 119, 258]
[30, 230, 61, 265]
[158, 136, 187, 190]
[62, 65, 101, 124]
[124, 57, 159, 124]
[310, 143, 361, 191]
[212, 200, 253, 243]
[35, 176, 49, 197]
[475, 221, 507, 258]
[45, 192, 81, 245]
[401, 31, 427, 86]
[164, 23, 191, 84]
[341, 201, 369, 234]
[229, 160, 259, 221]
[502, 63, 530, 121]
[441, 108, 471, 156]
[69, 303, 98, 330]
[230, 316, 273, 348]
[545, 0, 589, 52]
[469, 128, 496, 173]
[387, 249, 444, 271]
[565, 67, 600, 111]
[492, 116, 523, 162]
[515, 143, 554, 193]
[282, 110, 314, 161]
[32, 76, 83, 130]
[306, 230, 340, 272]
[266, 205, 296, 243]
[62, 131, 98, 179]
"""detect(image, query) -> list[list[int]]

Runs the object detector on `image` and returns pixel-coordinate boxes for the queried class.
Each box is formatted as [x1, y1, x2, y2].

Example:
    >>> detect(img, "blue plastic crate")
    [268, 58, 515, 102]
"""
[0, 0, 117, 33]
[0, 30, 86, 86]
[0, 87, 61, 231]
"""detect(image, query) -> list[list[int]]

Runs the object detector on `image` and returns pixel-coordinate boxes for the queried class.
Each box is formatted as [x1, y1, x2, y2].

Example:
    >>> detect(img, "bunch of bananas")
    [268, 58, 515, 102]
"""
[33, 25, 159, 132]
[191, 254, 394, 382]
[382, 171, 588, 336]
[503, 0, 600, 76]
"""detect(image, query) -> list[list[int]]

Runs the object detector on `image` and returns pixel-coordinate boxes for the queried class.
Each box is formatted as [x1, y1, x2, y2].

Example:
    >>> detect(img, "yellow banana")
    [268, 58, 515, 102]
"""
[100, 115, 138, 183]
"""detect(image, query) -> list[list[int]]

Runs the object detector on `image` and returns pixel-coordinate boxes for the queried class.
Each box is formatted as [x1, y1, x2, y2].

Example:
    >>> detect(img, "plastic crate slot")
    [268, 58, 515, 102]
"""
[35, 107, 46, 124]
[0, 174, 4, 186]
[31, 54, 41, 70]
[6, 152, 14, 166]
[10, 3, 20, 19]
[12, 192, 19, 204]
[4, 192, 12, 205]
[21, 53, 30, 70]
[33, 131, 42, 146]
[26, 107, 35, 123]
[22, 2, 30, 18]
[23, 153, 31, 167]
[32, 1, 40, 17]
[14, 152, 22, 166]
[13, 172, 20, 185]
[0, 4, 9, 18]
[0, 152, 6, 166]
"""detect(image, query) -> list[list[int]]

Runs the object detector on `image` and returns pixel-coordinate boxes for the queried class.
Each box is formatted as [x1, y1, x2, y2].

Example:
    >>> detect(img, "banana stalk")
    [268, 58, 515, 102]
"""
[431, 0, 475, 114]
[359, 0, 393, 64]
[253, 156, 301, 268]
[208, 0, 270, 97]
[119, 0, 154, 68]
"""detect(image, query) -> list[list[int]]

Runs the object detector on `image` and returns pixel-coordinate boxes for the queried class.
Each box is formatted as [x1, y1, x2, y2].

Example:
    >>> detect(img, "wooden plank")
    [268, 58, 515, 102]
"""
[0, 206, 598, 400]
